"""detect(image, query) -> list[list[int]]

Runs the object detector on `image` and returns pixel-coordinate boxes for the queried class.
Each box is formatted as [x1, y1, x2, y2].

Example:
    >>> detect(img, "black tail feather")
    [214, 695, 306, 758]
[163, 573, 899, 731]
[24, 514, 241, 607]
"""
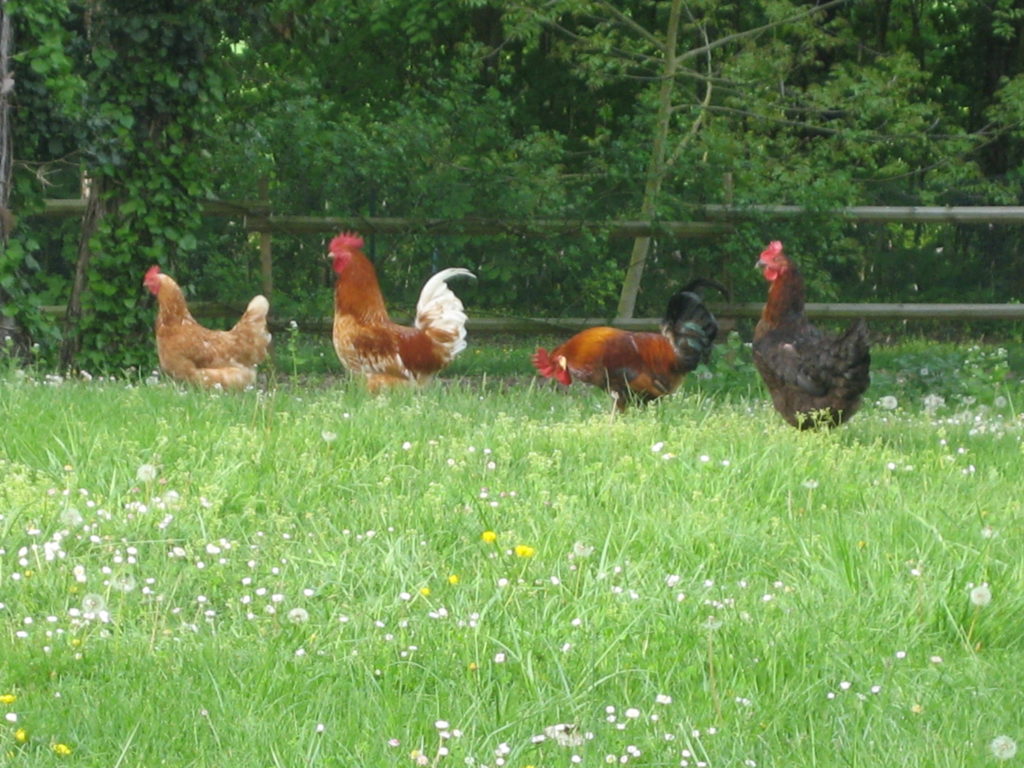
[676, 277, 730, 302]
[661, 277, 726, 369]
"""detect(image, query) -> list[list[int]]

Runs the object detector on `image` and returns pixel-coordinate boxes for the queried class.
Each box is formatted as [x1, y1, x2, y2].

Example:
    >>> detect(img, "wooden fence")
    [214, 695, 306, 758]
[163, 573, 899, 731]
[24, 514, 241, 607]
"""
[29, 198, 1024, 328]
[40, 301, 1018, 335]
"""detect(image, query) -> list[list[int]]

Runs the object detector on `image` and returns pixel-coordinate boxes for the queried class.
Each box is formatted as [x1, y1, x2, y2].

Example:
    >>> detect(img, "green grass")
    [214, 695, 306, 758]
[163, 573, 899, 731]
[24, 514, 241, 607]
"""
[1, 335, 1022, 767]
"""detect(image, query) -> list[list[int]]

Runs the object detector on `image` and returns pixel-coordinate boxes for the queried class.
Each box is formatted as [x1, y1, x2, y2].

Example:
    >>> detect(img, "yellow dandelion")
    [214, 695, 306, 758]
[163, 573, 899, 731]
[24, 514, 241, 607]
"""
[481, 530, 497, 543]
[70, 638, 82, 648]
[447, 574, 460, 585]
[514, 544, 535, 558]
[419, 586, 431, 597]
[14, 729, 27, 744]
[52, 743, 72, 756]
[0, 694, 15, 705]
[468, 662, 478, 671]
[910, 703, 923, 714]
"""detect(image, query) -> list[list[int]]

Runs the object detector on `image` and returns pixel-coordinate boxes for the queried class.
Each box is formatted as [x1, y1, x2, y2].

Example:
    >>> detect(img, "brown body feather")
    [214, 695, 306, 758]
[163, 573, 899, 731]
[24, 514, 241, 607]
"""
[550, 328, 685, 405]
[532, 280, 723, 411]
[147, 270, 270, 390]
[330, 237, 472, 392]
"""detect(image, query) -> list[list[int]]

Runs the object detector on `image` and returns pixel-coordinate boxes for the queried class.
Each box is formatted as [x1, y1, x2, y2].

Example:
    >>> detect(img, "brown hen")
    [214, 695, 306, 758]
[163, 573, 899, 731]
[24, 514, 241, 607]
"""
[144, 266, 270, 390]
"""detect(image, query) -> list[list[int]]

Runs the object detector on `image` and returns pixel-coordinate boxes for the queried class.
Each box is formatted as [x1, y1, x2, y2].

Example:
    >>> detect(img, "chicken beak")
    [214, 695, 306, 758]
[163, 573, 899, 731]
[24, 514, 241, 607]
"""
[556, 355, 567, 371]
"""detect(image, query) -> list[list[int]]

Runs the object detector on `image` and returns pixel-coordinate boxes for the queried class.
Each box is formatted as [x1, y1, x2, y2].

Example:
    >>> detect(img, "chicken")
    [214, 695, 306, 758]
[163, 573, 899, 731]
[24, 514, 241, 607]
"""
[143, 266, 271, 390]
[753, 240, 871, 428]
[328, 232, 474, 391]
[532, 279, 726, 411]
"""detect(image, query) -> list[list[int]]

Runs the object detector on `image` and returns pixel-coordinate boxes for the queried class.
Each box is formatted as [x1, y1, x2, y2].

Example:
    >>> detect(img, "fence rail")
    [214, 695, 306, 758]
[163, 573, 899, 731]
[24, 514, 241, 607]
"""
[39, 302, 1023, 334]
[28, 199, 1024, 328]
[37, 198, 1024, 229]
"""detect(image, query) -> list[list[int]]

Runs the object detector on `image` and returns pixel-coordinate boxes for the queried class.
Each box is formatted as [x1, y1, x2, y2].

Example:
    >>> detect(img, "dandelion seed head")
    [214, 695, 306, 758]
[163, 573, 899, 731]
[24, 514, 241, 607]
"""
[136, 464, 158, 483]
[970, 583, 992, 607]
[990, 735, 1018, 761]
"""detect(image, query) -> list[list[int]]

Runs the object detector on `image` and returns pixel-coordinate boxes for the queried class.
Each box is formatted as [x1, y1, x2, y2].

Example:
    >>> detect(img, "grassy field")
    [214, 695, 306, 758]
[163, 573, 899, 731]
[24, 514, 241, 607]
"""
[1, 334, 1022, 767]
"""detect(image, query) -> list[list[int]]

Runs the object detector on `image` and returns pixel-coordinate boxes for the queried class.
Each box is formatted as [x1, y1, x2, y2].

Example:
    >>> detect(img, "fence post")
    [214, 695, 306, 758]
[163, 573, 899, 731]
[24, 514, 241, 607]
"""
[258, 177, 273, 298]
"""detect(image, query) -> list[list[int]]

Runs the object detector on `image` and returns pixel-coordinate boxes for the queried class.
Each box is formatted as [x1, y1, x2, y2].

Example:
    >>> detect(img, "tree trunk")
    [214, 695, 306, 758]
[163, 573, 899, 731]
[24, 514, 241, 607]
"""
[60, 177, 105, 369]
[615, 0, 683, 319]
[0, 0, 21, 356]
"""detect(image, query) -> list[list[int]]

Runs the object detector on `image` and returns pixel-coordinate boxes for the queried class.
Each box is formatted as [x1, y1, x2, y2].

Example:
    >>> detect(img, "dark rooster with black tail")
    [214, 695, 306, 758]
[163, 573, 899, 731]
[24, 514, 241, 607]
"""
[753, 240, 871, 428]
[532, 279, 727, 411]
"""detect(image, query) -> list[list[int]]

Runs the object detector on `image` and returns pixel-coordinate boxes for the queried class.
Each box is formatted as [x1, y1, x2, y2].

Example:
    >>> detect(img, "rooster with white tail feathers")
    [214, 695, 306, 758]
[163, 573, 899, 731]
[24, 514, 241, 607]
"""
[328, 232, 475, 391]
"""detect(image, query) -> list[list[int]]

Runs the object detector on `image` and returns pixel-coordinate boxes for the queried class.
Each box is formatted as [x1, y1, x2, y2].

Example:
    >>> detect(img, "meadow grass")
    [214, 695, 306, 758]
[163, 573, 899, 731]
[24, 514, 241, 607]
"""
[0, 334, 1022, 767]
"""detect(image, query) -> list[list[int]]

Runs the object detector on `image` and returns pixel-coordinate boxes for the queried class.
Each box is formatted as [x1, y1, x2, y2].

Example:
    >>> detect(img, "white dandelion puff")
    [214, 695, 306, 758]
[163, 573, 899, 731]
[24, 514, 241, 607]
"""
[542, 723, 585, 747]
[81, 593, 106, 614]
[136, 464, 158, 483]
[572, 541, 594, 558]
[990, 735, 1018, 761]
[970, 583, 992, 607]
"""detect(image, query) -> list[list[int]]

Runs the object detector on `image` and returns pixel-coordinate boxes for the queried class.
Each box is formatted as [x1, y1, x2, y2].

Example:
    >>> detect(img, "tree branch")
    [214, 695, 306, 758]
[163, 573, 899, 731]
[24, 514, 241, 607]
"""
[678, 0, 852, 62]
[597, 1, 663, 51]
[666, 16, 713, 170]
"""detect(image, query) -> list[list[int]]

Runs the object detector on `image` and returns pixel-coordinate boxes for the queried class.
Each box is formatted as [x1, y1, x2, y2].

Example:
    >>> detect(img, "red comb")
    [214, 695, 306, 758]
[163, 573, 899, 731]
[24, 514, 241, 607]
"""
[330, 232, 364, 254]
[144, 265, 161, 280]
[762, 240, 783, 256]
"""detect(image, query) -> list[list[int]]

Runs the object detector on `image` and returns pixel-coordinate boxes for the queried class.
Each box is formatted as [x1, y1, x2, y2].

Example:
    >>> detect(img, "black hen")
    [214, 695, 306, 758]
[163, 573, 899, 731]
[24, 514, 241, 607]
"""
[753, 241, 871, 428]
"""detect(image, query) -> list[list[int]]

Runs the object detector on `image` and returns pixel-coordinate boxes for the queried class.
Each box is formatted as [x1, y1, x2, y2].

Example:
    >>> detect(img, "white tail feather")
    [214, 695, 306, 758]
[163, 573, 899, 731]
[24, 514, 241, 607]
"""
[244, 295, 270, 321]
[415, 268, 475, 357]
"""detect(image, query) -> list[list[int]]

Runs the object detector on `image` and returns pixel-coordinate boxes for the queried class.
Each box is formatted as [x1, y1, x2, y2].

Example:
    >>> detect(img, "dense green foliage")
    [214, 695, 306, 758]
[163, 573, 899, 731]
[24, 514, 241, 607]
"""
[0, 340, 1022, 765]
[5, 0, 1024, 370]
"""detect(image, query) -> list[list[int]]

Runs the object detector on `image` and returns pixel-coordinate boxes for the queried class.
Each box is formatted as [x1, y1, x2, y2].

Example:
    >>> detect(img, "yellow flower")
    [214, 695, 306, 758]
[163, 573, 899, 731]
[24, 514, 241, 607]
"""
[514, 544, 535, 558]
[0, 694, 15, 705]
[14, 729, 27, 744]
[447, 574, 460, 585]
[468, 662, 478, 671]
[52, 743, 73, 756]
[419, 587, 431, 597]
[481, 530, 497, 543]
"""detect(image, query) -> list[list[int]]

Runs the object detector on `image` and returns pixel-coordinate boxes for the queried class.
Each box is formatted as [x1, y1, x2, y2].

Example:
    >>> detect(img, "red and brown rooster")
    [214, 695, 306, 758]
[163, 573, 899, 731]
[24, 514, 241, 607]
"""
[532, 279, 726, 411]
[329, 232, 474, 391]
[753, 240, 871, 428]
[143, 266, 271, 390]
